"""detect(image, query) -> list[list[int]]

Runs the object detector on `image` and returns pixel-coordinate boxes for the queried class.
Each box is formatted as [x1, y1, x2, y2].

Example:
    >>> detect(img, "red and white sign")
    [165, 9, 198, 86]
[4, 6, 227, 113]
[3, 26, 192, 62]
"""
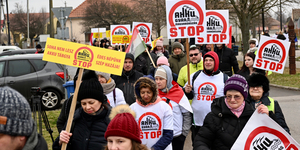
[196, 10, 229, 44]
[231, 110, 300, 150]
[132, 22, 152, 45]
[138, 112, 162, 139]
[197, 82, 217, 101]
[110, 25, 131, 45]
[253, 35, 291, 74]
[166, 0, 206, 39]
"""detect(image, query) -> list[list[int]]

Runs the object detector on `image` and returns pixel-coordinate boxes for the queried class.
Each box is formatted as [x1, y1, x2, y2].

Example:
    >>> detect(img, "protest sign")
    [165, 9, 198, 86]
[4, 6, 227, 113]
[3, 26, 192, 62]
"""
[166, 0, 206, 39]
[112, 35, 132, 44]
[91, 28, 106, 33]
[231, 110, 300, 150]
[93, 33, 103, 38]
[253, 35, 291, 74]
[110, 25, 130, 45]
[195, 10, 229, 44]
[43, 38, 125, 76]
[132, 22, 152, 44]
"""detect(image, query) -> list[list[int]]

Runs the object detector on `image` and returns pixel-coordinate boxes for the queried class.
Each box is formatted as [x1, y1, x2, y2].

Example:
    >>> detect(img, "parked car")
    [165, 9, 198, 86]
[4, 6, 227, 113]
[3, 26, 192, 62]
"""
[0, 49, 37, 57]
[0, 46, 21, 53]
[0, 54, 67, 110]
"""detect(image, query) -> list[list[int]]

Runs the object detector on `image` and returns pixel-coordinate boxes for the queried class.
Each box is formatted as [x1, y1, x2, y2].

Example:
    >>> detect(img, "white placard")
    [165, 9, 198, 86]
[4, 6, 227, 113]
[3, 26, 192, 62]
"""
[110, 25, 131, 45]
[253, 35, 291, 74]
[166, 0, 206, 39]
[132, 22, 152, 45]
[231, 110, 300, 150]
[195, 10, 229, 44]
[91, 28, 106, 33]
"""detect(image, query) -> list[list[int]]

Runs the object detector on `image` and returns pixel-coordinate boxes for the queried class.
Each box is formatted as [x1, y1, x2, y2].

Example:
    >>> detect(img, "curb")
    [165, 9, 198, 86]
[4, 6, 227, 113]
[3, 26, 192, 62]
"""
[270, 83, 300, 91]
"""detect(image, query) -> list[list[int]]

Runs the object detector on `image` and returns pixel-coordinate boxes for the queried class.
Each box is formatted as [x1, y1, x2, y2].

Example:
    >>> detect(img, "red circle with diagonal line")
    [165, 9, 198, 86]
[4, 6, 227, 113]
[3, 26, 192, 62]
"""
[206, 11, 227, 33]
[169, 1, 204, 27]
[257, 40, 286, 63]
[74, 47, 94, 62]
[135, 24, 151, 39]
[244, 126, 290, 150]
[138, 112, 162, 131]
[197, 82, 217, 95]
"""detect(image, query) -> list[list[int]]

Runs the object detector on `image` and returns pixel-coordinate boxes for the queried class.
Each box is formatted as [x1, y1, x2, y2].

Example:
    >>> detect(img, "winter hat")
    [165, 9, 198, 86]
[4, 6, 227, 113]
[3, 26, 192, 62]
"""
[156, 38, 163, 47]
[36, 44, 42, 49]
[73, 70, 98, 89]
[77, 78, 105, 102]
[157, 56, 169, 66]
[224, 74, 248, 99]
[247, 73, 269, 93]
[155, 67, 167, 80]
[172, 42, 183, 51]
[0, 86, 33, 136]
[203, 51, 219, 74]
[95, 71, 111, 82]
[125, 53, 135, 63]
[105, 104, 141, 143]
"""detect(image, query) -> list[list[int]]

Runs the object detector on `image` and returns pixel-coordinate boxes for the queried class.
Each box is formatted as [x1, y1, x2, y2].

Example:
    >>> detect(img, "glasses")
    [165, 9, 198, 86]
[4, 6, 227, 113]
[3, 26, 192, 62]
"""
[189, 53, 199, 57]
[225, 95, 242, 100]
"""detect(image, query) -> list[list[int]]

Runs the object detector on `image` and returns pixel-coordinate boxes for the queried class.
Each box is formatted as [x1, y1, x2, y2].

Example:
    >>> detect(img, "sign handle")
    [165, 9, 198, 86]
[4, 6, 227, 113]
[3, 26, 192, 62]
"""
[61, 68, 84, 150]
[186, 38, 190, 85]
[146, 48, 156, 68]
[211, 44, 214, 52]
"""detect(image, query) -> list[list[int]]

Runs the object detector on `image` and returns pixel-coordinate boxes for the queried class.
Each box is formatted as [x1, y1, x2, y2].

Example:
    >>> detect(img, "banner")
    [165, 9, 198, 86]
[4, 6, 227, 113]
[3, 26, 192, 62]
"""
[166, 0, 206, 39]
[132, 22, 152, 45]
[110, 25, 131, 45]
[196, 10, 229, 44]
[112, 35, 132, 44]
[91, 28, 106, 33]
[253, 35, 291, 74]
[231, 110, 300, 150]
[43, 38, 126, 76]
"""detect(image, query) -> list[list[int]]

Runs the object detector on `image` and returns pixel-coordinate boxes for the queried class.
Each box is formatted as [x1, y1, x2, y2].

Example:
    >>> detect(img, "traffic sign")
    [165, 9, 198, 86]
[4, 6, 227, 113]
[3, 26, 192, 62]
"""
[51, 7, 72, 25]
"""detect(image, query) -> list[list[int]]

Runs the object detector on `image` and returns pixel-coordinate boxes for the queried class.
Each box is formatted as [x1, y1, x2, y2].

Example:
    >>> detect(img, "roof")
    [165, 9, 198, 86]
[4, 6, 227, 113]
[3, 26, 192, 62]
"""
[69, 0, 136, 18]
[266, 17, 280, 26]
[292, 9, 300, 21]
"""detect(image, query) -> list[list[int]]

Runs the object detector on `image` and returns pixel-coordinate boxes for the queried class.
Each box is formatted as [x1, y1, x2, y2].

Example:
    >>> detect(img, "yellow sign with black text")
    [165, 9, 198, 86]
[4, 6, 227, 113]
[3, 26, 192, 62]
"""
[43, 38, 125, 76]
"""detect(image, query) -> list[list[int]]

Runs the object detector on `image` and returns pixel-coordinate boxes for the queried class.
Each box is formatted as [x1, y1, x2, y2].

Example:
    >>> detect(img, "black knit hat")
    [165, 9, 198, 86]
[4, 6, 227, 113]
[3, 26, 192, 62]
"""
[36, 44, 42, 49]
[248, 73, 269, 93]
[77, 78, 105, 102]
[125, 53, 135, 63]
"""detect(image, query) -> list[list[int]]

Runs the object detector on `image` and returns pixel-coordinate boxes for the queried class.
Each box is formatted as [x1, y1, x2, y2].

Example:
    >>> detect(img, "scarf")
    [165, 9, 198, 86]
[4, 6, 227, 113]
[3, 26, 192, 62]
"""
[101, 78, 116, 95]
[225, 99, 245, 118]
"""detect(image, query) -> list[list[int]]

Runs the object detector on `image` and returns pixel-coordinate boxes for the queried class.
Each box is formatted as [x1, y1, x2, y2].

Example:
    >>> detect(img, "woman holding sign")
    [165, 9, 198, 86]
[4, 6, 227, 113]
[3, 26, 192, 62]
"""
[53, 78, 111, 150]
[246, 73, 290, 134]
[193, 74, 269, 150]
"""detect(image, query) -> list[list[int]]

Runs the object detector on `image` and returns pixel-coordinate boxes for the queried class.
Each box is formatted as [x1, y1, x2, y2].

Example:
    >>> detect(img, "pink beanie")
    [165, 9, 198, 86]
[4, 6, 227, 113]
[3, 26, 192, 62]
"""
[156, 38, 163, 47]
[157, 56, 169, 66]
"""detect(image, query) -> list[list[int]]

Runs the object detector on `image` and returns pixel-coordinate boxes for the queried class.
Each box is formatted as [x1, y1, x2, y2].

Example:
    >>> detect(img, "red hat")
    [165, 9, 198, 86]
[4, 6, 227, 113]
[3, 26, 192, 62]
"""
[104, 105, 141, 143]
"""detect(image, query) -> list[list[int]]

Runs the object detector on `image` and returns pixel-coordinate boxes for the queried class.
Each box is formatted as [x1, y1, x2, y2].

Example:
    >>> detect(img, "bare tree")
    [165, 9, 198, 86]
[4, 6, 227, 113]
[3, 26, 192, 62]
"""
[10, 3, 48, 42]
[81, 0, 136, 33]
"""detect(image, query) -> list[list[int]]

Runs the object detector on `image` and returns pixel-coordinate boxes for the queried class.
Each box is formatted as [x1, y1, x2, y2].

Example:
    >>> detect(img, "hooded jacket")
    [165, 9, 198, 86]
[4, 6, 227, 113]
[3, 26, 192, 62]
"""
[193, 97, 254, 150]
[135, 51, 157, 75]
[177, 59, 203, 87]
[215, 44, 239, 76]
[157, 65, 193, 137]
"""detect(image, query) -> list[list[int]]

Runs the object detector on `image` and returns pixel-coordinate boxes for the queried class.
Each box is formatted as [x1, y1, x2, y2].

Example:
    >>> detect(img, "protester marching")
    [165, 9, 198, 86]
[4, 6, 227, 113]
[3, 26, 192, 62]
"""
[1, 0, 300, 150]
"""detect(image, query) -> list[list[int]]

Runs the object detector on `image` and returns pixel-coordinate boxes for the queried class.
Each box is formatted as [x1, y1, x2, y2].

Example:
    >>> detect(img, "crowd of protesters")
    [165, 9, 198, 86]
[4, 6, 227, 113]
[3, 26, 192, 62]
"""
[0, 35, 291, 150]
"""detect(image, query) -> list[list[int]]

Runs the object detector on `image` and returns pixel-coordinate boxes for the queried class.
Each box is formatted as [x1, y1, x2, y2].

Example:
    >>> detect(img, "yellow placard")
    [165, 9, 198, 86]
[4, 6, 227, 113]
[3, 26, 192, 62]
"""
[112, 35, 132, 44]
[93, 33, 103, 38]
[106, 30, 110, 38]
[43, 38, 125, 76]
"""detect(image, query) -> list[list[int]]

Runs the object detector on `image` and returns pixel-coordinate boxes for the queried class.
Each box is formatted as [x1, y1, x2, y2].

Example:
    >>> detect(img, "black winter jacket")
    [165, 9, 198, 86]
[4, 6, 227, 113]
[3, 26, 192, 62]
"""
[111, 70, 143, 105]
[53, 107, 111, 150]
[215, 45, 239, 76]
[246, 93, 290, 134]
[193, 97, 254, 150]
[134, 52, 157, 75]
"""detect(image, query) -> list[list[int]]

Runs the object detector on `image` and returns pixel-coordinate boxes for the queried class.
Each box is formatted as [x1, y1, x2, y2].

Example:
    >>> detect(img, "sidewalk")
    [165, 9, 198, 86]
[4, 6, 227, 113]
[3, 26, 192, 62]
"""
[236, 50, 300, 68]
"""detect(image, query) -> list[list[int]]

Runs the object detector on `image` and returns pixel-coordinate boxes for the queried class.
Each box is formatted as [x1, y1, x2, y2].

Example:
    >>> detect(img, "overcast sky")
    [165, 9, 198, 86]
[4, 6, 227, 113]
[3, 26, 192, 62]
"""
[5, 0, 84, 13]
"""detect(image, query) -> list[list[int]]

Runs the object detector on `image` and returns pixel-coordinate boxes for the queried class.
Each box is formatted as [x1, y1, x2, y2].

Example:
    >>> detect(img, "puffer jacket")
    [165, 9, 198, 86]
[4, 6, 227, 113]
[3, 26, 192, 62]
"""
[53, 107, 111, 150]
[215, 44, 239, 76]
[111, 69, 144, 105]
[193, 97, 254, 150]
[168, 52, 187, 75]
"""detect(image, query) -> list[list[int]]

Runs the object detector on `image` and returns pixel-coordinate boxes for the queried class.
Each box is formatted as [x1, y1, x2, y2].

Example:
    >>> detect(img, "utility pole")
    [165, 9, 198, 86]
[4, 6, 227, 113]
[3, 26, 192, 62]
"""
[49, 0, 54, 38]
[262, 8, 265, 33]
[280, 0, 282, 31]
[5, 0, 10, 45]
[27, 0, 30, 47]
